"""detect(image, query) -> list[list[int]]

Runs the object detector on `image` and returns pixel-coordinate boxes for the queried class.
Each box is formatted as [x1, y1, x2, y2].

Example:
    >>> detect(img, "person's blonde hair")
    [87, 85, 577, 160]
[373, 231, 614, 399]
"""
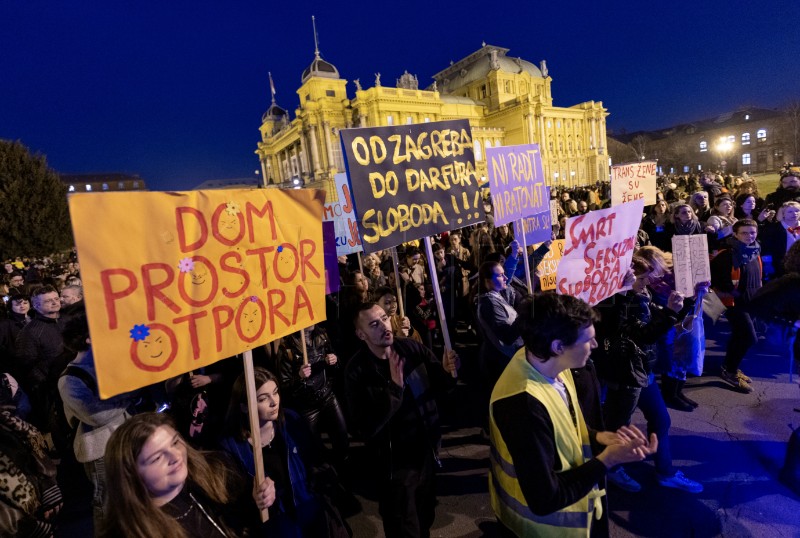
[776, 201, 800, 222]
[636, 245, 673, 276]
[100, 413, 235, 538]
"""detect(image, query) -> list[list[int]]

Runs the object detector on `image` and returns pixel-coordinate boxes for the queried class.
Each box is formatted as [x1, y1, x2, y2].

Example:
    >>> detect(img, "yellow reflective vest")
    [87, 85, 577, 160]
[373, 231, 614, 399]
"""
[489, 349, 605, 537]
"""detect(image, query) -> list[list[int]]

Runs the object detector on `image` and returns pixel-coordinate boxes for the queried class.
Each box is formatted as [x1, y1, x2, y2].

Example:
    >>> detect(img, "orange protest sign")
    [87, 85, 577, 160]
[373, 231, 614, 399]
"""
[69, 189, 326, 398]
[535, 239, 564, 291]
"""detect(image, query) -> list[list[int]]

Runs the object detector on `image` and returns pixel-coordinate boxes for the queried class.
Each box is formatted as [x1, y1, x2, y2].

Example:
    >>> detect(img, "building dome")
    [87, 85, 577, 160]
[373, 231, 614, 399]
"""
[261, 102, 288, 123]
[433, 45, 543, 95]
[301, 52, 340, 83]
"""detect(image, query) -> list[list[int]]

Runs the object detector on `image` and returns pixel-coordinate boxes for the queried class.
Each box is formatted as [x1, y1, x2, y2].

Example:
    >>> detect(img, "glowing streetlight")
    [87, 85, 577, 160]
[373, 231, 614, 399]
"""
[714, 137, 733, 172]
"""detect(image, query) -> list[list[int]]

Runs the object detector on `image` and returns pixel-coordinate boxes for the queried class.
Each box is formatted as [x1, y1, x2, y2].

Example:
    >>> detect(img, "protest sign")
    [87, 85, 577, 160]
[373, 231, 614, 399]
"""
[550, 199, 560, 225]
[322, 221, 341, 295]
[519, 186, 551, 246]
[340, 119, 481, 253]
[536, 239, 565, 291]
[611, 160, 657, 206]
[69, 189, 326, 398]
[485, 144, 547, 226]
[323, 173, 363, 256]
[556, 200, 644, 305]
[672, 234, 711, 297]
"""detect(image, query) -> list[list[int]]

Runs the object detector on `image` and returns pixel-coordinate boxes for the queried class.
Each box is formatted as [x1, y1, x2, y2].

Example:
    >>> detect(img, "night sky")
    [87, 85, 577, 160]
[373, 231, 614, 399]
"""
[2, 1, 797, 191]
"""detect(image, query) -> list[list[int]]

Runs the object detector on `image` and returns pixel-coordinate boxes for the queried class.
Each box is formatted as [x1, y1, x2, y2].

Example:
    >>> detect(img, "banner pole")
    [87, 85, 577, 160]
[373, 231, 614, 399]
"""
[390, 247, 405, 318]
[357, 252, 364, 275]
[518, 219, 533, 295]
[422, 236, 456, 378]
[300, 329, 309, 366]
[243, 349, 269, 522]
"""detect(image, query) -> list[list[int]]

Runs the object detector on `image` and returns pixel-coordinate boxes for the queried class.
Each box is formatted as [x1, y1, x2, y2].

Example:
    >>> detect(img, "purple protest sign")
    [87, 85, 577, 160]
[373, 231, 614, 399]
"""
[520, 186, 551, 246]
[486, 143, 547, 226]
[322, 221, 340, 295]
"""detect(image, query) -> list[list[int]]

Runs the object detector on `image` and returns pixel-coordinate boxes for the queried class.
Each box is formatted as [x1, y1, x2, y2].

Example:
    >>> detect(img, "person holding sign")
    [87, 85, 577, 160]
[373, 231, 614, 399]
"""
[595, 257, 703, 494]
[345, 302, 459, 538]
[220, 367, 348, 537]
[490, 293, 658, 537]
[475, 261, 523, 397]
[100, 412, 270, 538]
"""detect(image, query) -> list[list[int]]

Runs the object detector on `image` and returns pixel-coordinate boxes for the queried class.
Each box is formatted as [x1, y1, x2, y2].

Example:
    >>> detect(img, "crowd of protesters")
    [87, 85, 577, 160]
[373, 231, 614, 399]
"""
[2, 164, 800, 537]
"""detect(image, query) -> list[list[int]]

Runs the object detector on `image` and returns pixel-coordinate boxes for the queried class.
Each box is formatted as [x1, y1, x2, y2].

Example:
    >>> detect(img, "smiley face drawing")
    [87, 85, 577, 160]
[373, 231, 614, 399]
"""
[274, 244, 299, 282]
[236, 296, 266, 342]
[129, 323, 178, 372]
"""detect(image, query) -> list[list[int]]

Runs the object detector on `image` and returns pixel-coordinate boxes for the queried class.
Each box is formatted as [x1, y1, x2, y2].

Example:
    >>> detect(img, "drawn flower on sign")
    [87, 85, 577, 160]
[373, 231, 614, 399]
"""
[130, 324, 151, 342]
[225, 201, 241, 216]
[277, 245, 284, 253]
[178, 257, 195, 273]
[249, 295, 259, 303]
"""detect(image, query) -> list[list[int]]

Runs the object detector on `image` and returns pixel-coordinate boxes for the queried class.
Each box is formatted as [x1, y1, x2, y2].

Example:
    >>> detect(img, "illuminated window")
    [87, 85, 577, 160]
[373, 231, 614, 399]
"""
[85, 184, 92, 191]
[742, 132, 750, 145]
[742, 153, 751, 165]
[387, 115, 394, 125]
[557, 120, 561, 128]
[133, 181, 139, 189]
[745, 114, 750, 120]
[757, 129, 766, 142]
[699, 141, 708, 152]
[683, 166, 690, 173]
[474, 140, 482, 160]
[102, 183, 109, 191]
[406, 116, 413, 124]
[547, 120, 552, 129]
[727, 135, 735, 143]
[69, 185, 75, 192]
[118, 181, 124, 189]
[485, 140, 493, 149]
[424, 117, 430, 123]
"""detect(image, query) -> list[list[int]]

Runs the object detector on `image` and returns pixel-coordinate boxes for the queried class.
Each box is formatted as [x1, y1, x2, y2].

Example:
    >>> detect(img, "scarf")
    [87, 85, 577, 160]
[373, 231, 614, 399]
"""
[730, 238, 760, 269]
[674, 219, 701, 235]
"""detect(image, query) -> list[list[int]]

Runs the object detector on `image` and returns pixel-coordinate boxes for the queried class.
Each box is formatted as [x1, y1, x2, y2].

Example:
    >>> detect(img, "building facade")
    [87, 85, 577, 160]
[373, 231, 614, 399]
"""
[255, 44, 609, 201]
[60, 173, 147, 193]
[611, 107, 794, 176]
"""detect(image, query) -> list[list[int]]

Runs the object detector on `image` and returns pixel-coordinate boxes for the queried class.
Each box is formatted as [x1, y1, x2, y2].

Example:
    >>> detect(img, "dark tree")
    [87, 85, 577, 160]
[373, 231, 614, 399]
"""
[0, 140, 72, 259]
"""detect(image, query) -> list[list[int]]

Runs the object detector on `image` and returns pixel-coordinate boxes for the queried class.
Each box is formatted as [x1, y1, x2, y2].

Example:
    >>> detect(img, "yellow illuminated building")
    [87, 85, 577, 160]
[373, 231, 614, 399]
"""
[256, 43, 609, 200]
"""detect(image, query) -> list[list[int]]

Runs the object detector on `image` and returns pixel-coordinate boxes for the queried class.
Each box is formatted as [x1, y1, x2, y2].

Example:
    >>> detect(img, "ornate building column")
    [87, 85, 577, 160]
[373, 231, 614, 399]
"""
[359, 114, 367, 127]
[323, 121, 335, 170]
[259, 156, 268, 187]
[299, 132, 310, 175]
[309, 124, 322, 174]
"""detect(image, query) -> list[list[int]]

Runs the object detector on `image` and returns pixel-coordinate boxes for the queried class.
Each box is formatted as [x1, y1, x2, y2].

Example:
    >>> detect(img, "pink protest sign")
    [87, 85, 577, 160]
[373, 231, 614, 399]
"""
[556, 200, 644, 305]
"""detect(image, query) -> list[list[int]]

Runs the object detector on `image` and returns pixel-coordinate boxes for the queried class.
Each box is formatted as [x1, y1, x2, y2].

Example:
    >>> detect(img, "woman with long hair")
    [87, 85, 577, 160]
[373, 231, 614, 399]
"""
[221, 367, 348, 537]
[641, 200, 671, 252]
[705, 195, 737, 249]
[100, 412, 271, 538]
[666, 203, 703, 240]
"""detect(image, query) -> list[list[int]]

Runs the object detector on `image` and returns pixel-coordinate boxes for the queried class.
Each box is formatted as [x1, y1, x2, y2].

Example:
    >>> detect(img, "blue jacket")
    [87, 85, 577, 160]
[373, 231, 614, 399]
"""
[220, 409, 316, 514]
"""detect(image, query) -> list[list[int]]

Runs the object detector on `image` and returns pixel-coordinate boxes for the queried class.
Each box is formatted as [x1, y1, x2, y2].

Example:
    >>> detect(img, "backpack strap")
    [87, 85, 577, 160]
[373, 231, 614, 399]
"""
[61, 365, 98, 396]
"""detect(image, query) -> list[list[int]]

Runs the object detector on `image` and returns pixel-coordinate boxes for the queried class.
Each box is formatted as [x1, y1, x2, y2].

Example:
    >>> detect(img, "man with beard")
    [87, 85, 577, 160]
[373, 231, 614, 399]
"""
[345, 302, 459, 538]
[765, 166, 800, 209]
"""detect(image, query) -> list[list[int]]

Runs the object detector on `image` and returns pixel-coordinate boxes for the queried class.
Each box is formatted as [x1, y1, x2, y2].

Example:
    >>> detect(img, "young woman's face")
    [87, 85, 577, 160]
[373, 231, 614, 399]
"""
[256, 380, 281, 423]
[10, 299, 29, 315]
[377, 293, 398, 316]
[675, 206, 694, 223]
[136, 425, 188, 502]
[741, 196, 756, 213]
[655, 201, 667, 214]
[716, 199, 733, 215]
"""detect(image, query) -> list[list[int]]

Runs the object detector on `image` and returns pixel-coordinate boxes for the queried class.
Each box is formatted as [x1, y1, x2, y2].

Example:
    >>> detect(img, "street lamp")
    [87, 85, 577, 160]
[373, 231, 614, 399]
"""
[715, 137, 733, 173]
